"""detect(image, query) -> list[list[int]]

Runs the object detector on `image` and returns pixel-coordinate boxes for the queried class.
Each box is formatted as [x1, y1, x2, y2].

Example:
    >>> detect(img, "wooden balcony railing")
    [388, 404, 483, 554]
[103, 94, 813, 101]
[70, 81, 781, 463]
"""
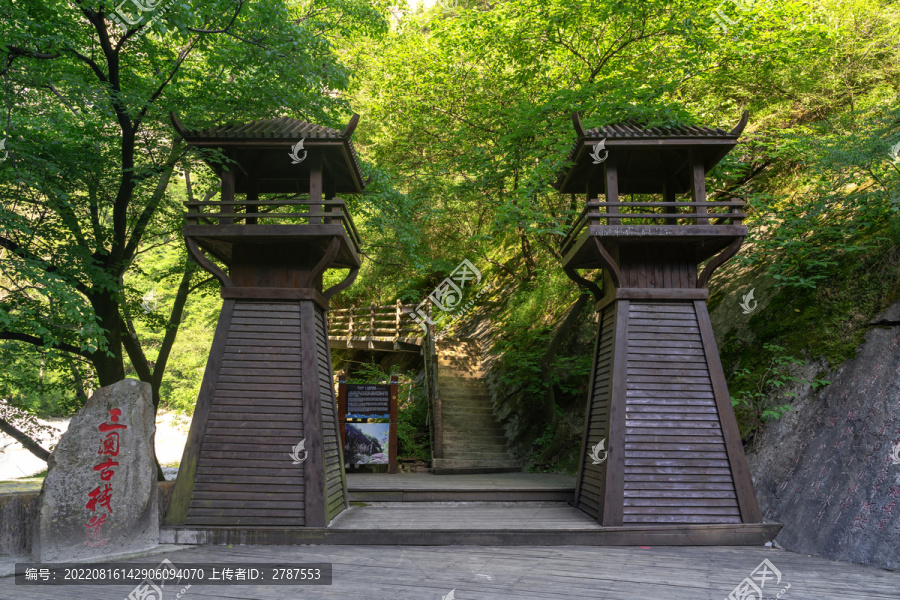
[329, 300, 426, 348]
[560, 200, 746, 256]
[184, 197, 362, 254]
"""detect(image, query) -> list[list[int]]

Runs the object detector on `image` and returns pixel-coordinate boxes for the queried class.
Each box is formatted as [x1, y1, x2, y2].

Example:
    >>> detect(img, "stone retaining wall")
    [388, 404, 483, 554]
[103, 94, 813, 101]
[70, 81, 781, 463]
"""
[0, 481, 174, 556]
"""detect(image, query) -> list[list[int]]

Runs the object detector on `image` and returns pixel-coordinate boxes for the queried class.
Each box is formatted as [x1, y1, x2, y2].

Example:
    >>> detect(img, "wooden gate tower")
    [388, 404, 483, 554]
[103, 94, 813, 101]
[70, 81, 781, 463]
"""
[165, 113, 365, 528]
[557, 112, 778, 539]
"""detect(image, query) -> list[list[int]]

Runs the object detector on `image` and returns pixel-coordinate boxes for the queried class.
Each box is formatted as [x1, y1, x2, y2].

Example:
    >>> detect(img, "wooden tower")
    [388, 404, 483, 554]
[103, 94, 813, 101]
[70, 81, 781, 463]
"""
[164, 114, 365, 528]
[557, 112, 775, 537]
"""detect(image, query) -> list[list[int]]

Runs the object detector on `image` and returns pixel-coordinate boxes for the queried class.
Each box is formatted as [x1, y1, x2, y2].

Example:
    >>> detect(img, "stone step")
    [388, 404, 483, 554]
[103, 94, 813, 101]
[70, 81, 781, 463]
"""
[438, 356, 482, 365]
[442, 430, 508, 440]
[442, 415, 500, 425]
[442, 432, 506, 442]
[440, 381, 489, 390]
[438, 382, 488, 392]
[442, 453, 516, 462]
[431, 458, 520, 474]
[441, 408, 495, 417]
[438, 371, 485, 380]
[440, 398, 494, 407]
[443, 440, 511, 451]
[443, 434, 505, 442]
[442, 416, 502, 426]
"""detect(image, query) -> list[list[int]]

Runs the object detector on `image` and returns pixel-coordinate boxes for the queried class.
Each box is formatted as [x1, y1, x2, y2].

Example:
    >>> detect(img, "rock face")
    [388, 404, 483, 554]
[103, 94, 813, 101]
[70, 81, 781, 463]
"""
[747, 301, 900, 570]
[32, 379, 159, 561]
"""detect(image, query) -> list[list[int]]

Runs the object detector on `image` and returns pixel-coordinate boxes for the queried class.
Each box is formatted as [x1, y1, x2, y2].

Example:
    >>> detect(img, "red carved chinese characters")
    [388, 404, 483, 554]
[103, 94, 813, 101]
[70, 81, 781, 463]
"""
[84, 408, 127, 547]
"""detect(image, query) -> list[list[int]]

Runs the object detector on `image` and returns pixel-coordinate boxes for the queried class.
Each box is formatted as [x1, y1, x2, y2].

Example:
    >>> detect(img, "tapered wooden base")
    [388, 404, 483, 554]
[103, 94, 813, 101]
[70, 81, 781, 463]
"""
[574, 298, 761, 526]
[165, 299, 347, 527]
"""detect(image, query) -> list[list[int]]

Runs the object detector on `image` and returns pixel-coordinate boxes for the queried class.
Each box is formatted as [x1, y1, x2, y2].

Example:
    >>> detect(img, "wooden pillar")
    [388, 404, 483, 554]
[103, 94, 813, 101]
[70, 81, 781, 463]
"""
[300, 300, 326, 527]
[389, 375, 399, 474]
[246, 178, 259, 225]
[338, 377, 347, 452]
[604, 155, 620, 225]
[690, 151, 708, 225]
[573, 289, 763, 528]
[220, 169, 235, 225]
[167, 276, 349, 528]
[309, 152, 323, 225]
[663, 178, 677, 224]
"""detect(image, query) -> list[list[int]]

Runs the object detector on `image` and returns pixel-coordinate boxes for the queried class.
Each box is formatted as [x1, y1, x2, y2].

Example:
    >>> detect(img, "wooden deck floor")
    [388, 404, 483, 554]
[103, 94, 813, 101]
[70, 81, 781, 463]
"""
[3, 543, 897, 599]
[332, 501, 600, 530]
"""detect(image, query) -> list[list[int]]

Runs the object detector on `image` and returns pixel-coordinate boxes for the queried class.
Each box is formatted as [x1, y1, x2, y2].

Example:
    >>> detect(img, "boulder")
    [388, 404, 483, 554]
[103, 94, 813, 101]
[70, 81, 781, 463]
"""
[748, 300, 900, 570]
[32, 379, 158, 561]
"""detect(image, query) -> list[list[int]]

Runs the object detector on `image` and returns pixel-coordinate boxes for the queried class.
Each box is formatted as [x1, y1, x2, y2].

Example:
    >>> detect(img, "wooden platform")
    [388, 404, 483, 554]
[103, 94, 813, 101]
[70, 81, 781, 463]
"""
[160, 502, 781, 547]
[347, 473, 574, 502]
[11, 543, 896, 600]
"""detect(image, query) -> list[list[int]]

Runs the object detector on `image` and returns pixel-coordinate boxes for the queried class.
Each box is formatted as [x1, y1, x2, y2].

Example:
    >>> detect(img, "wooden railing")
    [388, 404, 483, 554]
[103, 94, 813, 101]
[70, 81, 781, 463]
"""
[329, 300, 426, 348]
[561, 200, 745, 255]
[184, 197, 362, 254]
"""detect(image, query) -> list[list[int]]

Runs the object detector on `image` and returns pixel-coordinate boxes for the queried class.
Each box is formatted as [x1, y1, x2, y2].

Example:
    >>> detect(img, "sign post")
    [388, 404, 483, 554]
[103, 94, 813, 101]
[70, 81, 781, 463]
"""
[389, 375, 398, 474]
[338, 376, 399, 474]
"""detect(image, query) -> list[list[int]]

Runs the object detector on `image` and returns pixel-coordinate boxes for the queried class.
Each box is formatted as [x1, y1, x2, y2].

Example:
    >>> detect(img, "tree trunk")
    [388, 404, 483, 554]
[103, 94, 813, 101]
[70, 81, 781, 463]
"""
[0, 417, 50, 462]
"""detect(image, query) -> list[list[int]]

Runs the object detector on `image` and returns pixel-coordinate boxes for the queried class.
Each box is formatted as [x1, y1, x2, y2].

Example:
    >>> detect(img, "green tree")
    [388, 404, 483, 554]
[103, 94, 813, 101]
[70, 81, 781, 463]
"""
[0, 0, 387, 475]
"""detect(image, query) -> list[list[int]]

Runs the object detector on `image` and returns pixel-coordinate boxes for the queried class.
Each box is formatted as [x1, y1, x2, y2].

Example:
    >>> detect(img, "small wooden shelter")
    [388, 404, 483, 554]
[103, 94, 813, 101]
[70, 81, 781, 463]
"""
[164, 113, 364, 528]
[556, 112, 778, 540]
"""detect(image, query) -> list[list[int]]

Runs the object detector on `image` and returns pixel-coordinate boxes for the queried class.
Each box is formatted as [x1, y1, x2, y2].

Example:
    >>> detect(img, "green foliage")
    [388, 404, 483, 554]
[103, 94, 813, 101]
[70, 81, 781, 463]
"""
[729, 344, 830, 444]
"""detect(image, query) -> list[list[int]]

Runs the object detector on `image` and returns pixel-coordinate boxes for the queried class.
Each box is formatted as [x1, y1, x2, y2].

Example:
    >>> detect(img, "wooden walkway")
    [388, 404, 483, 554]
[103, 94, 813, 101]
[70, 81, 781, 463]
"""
[3, 543, 898, 599]
[332, 502, 600, 530]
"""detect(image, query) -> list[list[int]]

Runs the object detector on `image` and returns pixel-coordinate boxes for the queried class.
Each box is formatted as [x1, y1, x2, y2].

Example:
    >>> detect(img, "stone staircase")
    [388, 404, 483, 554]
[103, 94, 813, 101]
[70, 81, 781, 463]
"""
[431, 339, 520, 474]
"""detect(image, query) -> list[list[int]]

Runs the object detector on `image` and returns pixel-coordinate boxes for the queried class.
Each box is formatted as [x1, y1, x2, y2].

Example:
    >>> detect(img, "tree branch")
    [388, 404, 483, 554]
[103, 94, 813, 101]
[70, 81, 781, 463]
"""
[0, 331, 93, 360]
[0, 417, 50, 462]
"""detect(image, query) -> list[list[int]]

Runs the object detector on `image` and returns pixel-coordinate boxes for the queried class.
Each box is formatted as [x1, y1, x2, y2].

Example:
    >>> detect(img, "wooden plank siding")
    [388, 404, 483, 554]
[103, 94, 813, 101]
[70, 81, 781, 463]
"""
[315, 304, 349, 520]
[621, 301, 740, 524]
[575, 303, 616, 519]
[185, 302, 306, 527]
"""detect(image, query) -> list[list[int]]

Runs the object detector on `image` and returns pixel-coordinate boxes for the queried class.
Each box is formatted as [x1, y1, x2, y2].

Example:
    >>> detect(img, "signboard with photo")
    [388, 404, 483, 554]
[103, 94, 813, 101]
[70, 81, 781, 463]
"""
[338, 377, 399, 473]
[344, 423, 390, 465]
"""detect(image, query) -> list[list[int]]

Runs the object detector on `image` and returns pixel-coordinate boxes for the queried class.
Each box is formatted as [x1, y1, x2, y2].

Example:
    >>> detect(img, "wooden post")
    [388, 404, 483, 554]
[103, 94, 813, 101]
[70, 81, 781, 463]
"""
[368, 302, 375, 350]
[587, 171, 600, 227]
[300, 301, 326, 527]
[663, 178, 677, 225]
[338, 376, 347, 455]
[309, 152, 322, 225]
[347, 312, 354, 347]
[389, 375, 399, 474]
[393, 298, 401, 349]
[246, 178, 259, 225]
[220, 169, 235, 225]
[604, 155, 620, 225]
[690, 151, 709, 225]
